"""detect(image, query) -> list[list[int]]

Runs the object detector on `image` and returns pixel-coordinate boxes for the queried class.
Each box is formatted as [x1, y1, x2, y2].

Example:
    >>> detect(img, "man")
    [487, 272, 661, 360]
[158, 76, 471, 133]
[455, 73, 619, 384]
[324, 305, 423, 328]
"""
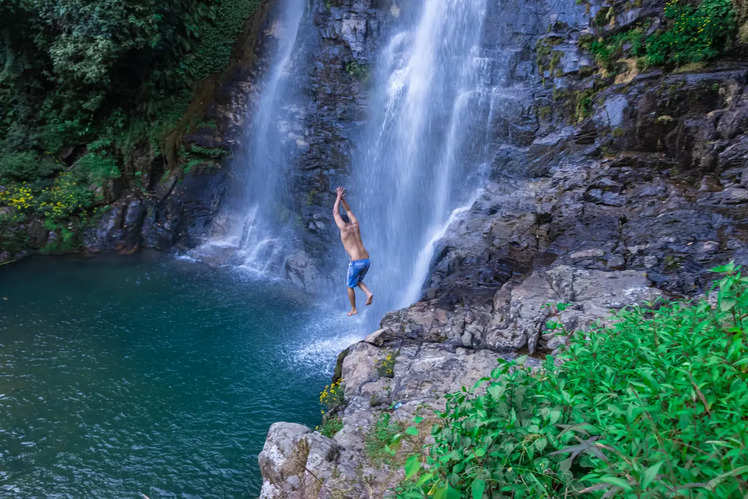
[333, 186, 373, 316]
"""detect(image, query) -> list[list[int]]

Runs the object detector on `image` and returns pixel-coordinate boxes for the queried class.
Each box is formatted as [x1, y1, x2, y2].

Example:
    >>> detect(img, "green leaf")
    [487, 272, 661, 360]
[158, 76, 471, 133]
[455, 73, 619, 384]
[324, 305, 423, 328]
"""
[404, 455, 421, 480]
[487, 384, 504, 399]
[549, 408, 562, 424]
[598, 476, 632, 491]
[720, 297, 736, 312]
[431, 484, 448, 499]
[534, 437, 548, 453]
[405, 426, 419, 436]
[710, 262, 735, 273]
[446, 485, 462, 499]
[642, 461, 663, 489]
[417, 472, 434, 486]
[471, 478, 486, 499]
[413, 416, 424, 424]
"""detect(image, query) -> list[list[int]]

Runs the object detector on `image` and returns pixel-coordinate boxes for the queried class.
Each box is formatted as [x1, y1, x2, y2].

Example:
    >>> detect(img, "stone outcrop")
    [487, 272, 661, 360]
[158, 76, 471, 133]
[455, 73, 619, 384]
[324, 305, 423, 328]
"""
[259, 0, 747, 496]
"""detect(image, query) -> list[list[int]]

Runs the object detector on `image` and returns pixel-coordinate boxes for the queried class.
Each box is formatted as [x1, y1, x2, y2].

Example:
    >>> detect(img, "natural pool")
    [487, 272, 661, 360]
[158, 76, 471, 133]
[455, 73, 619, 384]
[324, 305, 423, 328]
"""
[0, 253, 361, 496]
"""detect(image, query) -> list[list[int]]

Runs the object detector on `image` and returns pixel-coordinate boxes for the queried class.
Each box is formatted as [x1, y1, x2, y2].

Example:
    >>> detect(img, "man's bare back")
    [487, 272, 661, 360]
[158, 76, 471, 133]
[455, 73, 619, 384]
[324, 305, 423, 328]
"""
[333, 187, 373, 316]
[339, 223, 369, 261]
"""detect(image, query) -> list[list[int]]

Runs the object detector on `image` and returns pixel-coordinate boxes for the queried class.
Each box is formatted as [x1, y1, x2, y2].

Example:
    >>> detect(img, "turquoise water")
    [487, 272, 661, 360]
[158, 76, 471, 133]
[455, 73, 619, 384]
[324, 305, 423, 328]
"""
[0, 254, 359, 497]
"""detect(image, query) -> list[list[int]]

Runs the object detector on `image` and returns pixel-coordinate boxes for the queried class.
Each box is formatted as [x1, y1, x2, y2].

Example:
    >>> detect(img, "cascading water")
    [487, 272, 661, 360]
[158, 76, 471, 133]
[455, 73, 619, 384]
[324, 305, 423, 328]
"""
[348, 0, 496, 318]
[195, 0, 306, 276]
[200, 0, 509, 326]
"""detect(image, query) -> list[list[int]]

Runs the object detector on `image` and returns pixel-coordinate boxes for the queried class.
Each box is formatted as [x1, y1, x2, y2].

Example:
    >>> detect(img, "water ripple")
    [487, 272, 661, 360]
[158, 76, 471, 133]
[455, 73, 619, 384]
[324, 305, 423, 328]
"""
[0, 254, 335, 496]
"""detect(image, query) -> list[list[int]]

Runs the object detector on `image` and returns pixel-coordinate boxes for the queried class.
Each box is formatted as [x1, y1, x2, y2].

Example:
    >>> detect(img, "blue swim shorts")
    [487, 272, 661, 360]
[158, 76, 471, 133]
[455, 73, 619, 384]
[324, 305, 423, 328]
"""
[346, 258, 370, 288]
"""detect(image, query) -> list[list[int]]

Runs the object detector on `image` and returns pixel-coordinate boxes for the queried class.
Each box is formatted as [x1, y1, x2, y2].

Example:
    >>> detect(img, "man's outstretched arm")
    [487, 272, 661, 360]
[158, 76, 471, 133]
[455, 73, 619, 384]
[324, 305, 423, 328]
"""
[340, 196, 358, 225]
[333, 187, 346, 229]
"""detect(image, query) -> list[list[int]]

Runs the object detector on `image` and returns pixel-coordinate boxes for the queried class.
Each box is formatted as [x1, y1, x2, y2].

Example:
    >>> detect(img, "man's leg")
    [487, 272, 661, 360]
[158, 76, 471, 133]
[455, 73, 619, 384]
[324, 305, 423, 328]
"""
[347, 287, 357, 316]
[358, 281, 374, 306]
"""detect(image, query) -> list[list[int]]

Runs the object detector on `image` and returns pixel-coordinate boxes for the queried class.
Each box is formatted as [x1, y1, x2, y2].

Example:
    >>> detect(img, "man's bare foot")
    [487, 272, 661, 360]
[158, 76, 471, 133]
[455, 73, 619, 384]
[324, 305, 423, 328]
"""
[347, 309, 358, 316]
[365, 293, 373, 306]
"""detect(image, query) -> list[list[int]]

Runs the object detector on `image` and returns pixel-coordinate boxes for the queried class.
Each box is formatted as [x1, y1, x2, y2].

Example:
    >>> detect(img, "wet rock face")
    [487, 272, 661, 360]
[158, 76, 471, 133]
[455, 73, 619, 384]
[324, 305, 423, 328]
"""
[84, 168, 229, 254]
[286, 0, 395, 281]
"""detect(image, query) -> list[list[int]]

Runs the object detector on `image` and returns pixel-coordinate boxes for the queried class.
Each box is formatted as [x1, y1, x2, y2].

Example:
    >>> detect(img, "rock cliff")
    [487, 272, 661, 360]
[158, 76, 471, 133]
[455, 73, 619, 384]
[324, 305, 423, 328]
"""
[257, 0, 747, 496]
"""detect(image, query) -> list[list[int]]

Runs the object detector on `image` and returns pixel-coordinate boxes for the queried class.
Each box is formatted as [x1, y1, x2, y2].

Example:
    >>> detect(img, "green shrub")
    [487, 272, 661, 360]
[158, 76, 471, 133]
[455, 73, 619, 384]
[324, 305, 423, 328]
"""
[316, 416, 343, 438]
[646, 0, 738, 66]
[0, 152, 60, 182]
[574, 89, 597, 122]
[319, 378, 345, 415]
[586, 27, 647, 71]
[76, 152, 120, 186]
[400, 264, 748, 498]
[345, 61, 369, 81]
[0, 0, 263, 244]
[366, 412, 405, 461]
[38, 172, 94, 220]
[0, 0, 261, 187]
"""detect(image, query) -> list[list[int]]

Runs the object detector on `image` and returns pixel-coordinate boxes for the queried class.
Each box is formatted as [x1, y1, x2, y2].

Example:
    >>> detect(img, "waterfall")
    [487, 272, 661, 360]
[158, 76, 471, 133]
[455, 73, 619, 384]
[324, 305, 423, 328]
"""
[195, 0, 306, 276]
[198, 0, 508, 323]
[348, 0, 492, 317]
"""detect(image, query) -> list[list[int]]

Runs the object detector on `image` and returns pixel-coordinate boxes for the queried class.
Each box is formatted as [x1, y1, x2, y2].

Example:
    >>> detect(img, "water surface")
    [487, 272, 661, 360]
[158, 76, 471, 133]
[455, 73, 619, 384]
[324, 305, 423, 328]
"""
[0, 254, 359, 496]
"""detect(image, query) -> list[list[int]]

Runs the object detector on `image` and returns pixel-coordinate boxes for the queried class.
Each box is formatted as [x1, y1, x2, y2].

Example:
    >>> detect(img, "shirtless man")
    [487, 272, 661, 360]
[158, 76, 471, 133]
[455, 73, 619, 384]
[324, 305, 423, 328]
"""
[333, 186, 373, 316]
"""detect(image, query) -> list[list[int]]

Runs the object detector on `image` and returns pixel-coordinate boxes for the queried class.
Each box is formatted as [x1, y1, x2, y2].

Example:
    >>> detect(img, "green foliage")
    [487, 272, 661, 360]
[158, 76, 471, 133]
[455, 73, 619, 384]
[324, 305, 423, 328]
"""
[188, 145, 227, 160]
[400, 265, 748, 498]
[0, 1, 260, 187]
[646, 0, 737, 66]
[317, 379, 346, 439]
[0, 0, 263, 249]
[574, 89, 596, 122]
[181, 144, 227, 173]
[583, 0, 737, 73]
[316, 416, 343, 438]
[586, 27, 647, 72]
[39, 171, 95, 220]
[0, 152, 60, 182]
[535, 37, 563, 81]
[76, 152, 120, 186]
[365, 412, 404, 461]
[0, 208, 29, 257]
